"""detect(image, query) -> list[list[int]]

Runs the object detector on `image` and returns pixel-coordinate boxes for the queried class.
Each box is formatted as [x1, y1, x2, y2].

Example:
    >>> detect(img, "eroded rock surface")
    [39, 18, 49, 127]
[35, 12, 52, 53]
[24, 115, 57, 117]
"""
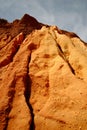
[0, 14, 87, 130]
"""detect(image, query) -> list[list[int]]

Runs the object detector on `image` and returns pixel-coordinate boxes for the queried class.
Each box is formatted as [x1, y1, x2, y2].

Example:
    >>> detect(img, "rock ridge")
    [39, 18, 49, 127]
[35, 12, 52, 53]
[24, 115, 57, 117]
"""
[0, 14, 87, 130]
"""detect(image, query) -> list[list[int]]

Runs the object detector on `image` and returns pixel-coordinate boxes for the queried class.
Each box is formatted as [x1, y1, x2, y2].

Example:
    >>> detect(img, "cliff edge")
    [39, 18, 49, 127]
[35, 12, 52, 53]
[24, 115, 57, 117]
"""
[0, 14, 87, 130]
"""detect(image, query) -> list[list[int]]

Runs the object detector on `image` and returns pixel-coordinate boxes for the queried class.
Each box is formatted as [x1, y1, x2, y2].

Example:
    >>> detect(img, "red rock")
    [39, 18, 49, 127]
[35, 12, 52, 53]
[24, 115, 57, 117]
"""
[0, 14, 87, 130]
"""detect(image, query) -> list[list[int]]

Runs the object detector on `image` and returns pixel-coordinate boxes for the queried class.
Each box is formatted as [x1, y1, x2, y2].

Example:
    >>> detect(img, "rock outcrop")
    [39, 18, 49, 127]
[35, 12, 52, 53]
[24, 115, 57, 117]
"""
[0, 14, 87, 130]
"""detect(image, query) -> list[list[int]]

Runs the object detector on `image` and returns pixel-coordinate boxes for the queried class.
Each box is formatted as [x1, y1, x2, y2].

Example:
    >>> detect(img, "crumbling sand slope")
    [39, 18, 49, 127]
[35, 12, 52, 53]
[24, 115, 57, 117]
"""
[0, 14, 87, 130]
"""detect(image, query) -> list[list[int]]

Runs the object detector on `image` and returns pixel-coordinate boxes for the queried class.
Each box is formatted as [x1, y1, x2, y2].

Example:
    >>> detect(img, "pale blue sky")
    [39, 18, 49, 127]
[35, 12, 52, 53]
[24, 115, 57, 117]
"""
[0, 0, 87, 42]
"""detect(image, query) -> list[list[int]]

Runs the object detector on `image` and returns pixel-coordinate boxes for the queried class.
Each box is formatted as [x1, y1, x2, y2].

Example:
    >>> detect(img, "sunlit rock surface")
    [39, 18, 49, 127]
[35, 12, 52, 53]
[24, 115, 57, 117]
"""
[0, 14, 87, 130]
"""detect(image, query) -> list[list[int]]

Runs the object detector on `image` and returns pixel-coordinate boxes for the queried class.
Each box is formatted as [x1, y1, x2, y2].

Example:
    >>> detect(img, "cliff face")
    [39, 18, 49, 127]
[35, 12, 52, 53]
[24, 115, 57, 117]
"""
[0, 14, 87, 130]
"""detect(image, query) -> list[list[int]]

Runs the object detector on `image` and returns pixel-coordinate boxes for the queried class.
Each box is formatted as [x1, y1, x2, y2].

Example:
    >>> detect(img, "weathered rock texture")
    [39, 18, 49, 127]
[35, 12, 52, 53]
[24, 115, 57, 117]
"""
[0, 14, 87, 130]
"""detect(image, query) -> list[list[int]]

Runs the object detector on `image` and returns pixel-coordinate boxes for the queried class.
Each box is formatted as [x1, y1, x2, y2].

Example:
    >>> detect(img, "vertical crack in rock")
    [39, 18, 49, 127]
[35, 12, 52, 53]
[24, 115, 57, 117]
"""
[0, 45, 20, 68]
[3, 79, 16, 130]
[0, 33, 24, 67]
[49, 30, 75, 75]
[0, 34, 24, 129]
[57, 43, 75, 75]
[24, 53, 35, 130]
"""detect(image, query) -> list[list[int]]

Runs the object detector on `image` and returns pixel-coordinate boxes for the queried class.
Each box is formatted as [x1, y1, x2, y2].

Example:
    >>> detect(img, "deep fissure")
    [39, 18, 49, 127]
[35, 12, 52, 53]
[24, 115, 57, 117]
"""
[24, 54, 35, 130]
[3, 42, 23, 129]
[49, 31, 75, 75]
[57, 43, 75, 75]
[3, 79, 16, 130]
[0, 43, 20, 68]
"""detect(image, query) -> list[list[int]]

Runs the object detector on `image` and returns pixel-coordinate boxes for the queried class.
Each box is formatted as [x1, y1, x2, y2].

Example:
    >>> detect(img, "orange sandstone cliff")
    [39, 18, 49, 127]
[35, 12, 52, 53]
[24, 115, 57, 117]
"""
[0, 14, 87, 130]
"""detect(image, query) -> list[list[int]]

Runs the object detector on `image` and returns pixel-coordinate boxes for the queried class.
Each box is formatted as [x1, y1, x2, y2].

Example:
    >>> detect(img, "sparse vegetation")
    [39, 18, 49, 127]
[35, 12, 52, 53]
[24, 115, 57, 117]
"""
[0, 18, 8, 25]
